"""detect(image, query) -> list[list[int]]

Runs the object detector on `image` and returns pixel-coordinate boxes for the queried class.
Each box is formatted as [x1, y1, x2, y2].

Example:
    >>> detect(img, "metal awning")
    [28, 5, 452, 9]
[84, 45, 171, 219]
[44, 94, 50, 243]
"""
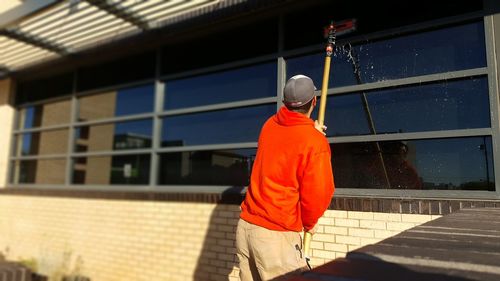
[0, 0, 235, 77]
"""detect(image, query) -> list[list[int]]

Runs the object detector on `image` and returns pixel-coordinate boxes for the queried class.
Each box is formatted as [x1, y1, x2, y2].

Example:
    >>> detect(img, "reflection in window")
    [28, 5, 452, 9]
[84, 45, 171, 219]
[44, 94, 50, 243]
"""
[15, 130, 69, 156]
[159, 149, 256, 185]
[332, 137, 494, 191]
[312, 77, 490, 136]
[287, 22, 486, 88]
[162, 104, 276, 147]
[164, 63, 277, 109]
[72, 154, 150, 185]
[78, 84, 154, 121]
[19, 99, 71, 129]
[14, 159, 66, 184]
[74, 119, 152, 152]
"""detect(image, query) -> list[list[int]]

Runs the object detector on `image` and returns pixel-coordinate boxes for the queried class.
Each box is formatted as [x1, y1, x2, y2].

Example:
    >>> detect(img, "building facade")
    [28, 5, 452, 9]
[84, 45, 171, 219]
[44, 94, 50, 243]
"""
[1, 0, 500, 280]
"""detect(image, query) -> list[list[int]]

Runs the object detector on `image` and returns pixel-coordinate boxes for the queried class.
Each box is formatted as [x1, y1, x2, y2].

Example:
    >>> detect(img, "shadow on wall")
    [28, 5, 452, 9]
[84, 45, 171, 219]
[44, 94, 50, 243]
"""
[275, 252, 478, 281]
[193, 186, 245, 281]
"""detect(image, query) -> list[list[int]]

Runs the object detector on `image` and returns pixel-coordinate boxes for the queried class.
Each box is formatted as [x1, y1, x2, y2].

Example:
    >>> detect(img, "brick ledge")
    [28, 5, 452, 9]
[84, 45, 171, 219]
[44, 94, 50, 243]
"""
[1, 187, 500, 215]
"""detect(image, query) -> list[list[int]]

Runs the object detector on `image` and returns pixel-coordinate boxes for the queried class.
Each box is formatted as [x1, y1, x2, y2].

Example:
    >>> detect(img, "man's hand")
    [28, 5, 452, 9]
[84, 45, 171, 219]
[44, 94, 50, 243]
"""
[305, 224, 319, 235]
[314, 120, 327, 135]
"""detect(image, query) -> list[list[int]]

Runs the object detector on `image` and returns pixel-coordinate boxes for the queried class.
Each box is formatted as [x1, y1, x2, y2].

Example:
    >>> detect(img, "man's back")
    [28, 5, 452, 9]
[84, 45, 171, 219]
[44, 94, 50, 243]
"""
[241, 106, 334, 232]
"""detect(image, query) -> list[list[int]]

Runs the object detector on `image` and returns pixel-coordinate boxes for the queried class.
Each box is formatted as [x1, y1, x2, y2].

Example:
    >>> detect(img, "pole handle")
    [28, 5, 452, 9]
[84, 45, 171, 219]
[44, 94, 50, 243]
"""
[303, 231, 312, 257]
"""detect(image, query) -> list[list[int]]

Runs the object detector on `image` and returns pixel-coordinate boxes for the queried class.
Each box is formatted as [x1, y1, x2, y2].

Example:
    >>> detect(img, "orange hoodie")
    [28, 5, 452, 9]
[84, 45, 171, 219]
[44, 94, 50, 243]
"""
[240, 106, 335, 232]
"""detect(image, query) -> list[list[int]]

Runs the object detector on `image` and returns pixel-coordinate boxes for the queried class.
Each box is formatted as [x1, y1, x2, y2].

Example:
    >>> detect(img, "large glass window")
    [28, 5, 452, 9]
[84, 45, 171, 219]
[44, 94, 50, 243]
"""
[13, 159, 67, 184]
[332, 137, 494, 191]
[9, 18, 497, 194]
[161, 104, 275, 147]
[15, 129, 69, 156]
[287, 22, 486, 88]
[78, 84, 154, 121]
[72, 154, 150, 185]
[164, 63, 277, 109]
[18, 99, 71, 129]
[158, 149, 255, 186]
[313, 77, 490, 137]
[74, 119, 153, 152]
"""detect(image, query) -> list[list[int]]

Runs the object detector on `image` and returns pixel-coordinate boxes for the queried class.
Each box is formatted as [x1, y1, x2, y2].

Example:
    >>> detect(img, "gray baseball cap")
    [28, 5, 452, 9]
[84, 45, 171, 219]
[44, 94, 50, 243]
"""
[283, 74, 317, 107]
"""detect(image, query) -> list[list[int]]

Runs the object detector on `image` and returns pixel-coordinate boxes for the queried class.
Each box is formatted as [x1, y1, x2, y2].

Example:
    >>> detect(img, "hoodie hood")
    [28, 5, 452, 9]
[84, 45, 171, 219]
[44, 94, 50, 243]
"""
[274, 106, 314, 126]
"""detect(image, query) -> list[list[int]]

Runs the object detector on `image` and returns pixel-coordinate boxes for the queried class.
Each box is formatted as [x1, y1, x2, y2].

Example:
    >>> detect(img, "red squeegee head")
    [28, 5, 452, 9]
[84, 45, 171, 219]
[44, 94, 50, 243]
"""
[323, 18, 357, 38]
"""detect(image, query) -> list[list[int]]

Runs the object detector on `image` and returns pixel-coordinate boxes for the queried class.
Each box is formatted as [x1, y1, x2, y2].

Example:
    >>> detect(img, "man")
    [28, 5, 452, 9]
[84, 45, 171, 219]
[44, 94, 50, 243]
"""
[236, 74, 335, 281]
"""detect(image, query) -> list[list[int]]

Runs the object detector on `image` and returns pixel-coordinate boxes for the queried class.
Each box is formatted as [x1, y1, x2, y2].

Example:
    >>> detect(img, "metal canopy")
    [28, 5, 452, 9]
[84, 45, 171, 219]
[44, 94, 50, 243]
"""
[0, 0, 222, 76]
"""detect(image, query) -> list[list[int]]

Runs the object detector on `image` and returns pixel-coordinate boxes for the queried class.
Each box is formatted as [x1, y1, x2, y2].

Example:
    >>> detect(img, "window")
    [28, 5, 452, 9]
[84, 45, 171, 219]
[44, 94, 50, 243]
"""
[75, 119, 153, 152]
[164, 63, 277, 109]
[287, 22, 486, 88]
[313, 77, 490, 137]
[161, 104, 275, 147]
[332, 137, 494, 191]
[13, 159, 67, 184]
[78, 84, 154, 121]
[72, 154, 150, 185]
[77, 52, 155, 92]
[159, 149, 255, 186]
[9, 17, 497, 194]
[18, 99, 71, 129]
[15, 129, 69, 156]
[289, 21, 494, 191]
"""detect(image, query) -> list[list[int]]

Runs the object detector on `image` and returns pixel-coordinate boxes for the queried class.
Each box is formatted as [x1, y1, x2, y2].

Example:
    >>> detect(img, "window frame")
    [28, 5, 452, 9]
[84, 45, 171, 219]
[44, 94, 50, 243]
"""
[8, 12, 500, 199]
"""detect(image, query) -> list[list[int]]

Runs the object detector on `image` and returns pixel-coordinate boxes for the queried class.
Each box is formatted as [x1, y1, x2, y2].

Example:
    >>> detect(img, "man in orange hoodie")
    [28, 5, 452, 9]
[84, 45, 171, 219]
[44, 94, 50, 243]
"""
[236, 74, 335, 281]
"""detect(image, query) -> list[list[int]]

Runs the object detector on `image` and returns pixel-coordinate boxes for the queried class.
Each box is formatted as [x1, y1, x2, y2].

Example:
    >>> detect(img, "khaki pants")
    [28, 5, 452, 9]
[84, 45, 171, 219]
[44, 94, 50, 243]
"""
[236, 219, 308, 281]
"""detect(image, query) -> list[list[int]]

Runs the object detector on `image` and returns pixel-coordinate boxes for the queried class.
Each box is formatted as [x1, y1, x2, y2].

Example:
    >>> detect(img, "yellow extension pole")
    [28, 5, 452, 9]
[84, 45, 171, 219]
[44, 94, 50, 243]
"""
[304, 44, 333, 269]
[317, 56, 332, 127]
[302, 19, 356, 269]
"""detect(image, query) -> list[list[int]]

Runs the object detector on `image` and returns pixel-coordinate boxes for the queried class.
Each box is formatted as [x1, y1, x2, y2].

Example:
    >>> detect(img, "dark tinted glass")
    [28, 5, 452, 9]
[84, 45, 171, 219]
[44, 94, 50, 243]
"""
[78, 84, 154, 121]
[74, 119, 152, 152]
[77, 52, 155, 91]
[332, 137, 494, 191]
[287, 22, 486, 87]
[312, 77, 490, 136]
[72, 154, 150, 185]
[161, 19, 278, 75]
[159, 149, 255, 185]
[161, 104, 275, 147]
[16, 72, 73, 105]
[19, 99, 71, 129]
[284, 1, 482, 50]
[164, 63, 277, 109]
[15, 159, 66, 184]
[16, 129, 69, 156]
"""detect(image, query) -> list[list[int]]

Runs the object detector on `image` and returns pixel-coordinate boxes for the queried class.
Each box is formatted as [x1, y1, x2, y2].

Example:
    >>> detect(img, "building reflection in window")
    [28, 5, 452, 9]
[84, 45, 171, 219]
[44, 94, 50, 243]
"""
[72, 154, 150, 185]
[332, 137, 494, 191]
[310, 77, 490, 137]
[164, 62, 277, 110]
[14, 159, 66, 184]
[78, 84, 154, 121]
[74, 119, 153, 152]
[18, 99, 71, 129]
[162, 105, 275, 147]
[16, 129, 69, 156]
[159, 149, 256, 186]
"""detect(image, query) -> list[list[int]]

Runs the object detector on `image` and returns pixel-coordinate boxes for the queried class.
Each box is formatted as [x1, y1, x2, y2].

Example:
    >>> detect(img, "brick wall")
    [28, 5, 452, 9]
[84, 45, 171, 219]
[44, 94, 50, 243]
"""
[0, 194, 438, 281]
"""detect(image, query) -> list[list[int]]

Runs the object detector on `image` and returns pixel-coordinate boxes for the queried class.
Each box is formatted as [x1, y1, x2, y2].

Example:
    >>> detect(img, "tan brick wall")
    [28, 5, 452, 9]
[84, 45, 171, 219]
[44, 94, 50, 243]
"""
[307, 210, 440, 267]
[0, 78, 14, 188]
[0, 196, 439, 281]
